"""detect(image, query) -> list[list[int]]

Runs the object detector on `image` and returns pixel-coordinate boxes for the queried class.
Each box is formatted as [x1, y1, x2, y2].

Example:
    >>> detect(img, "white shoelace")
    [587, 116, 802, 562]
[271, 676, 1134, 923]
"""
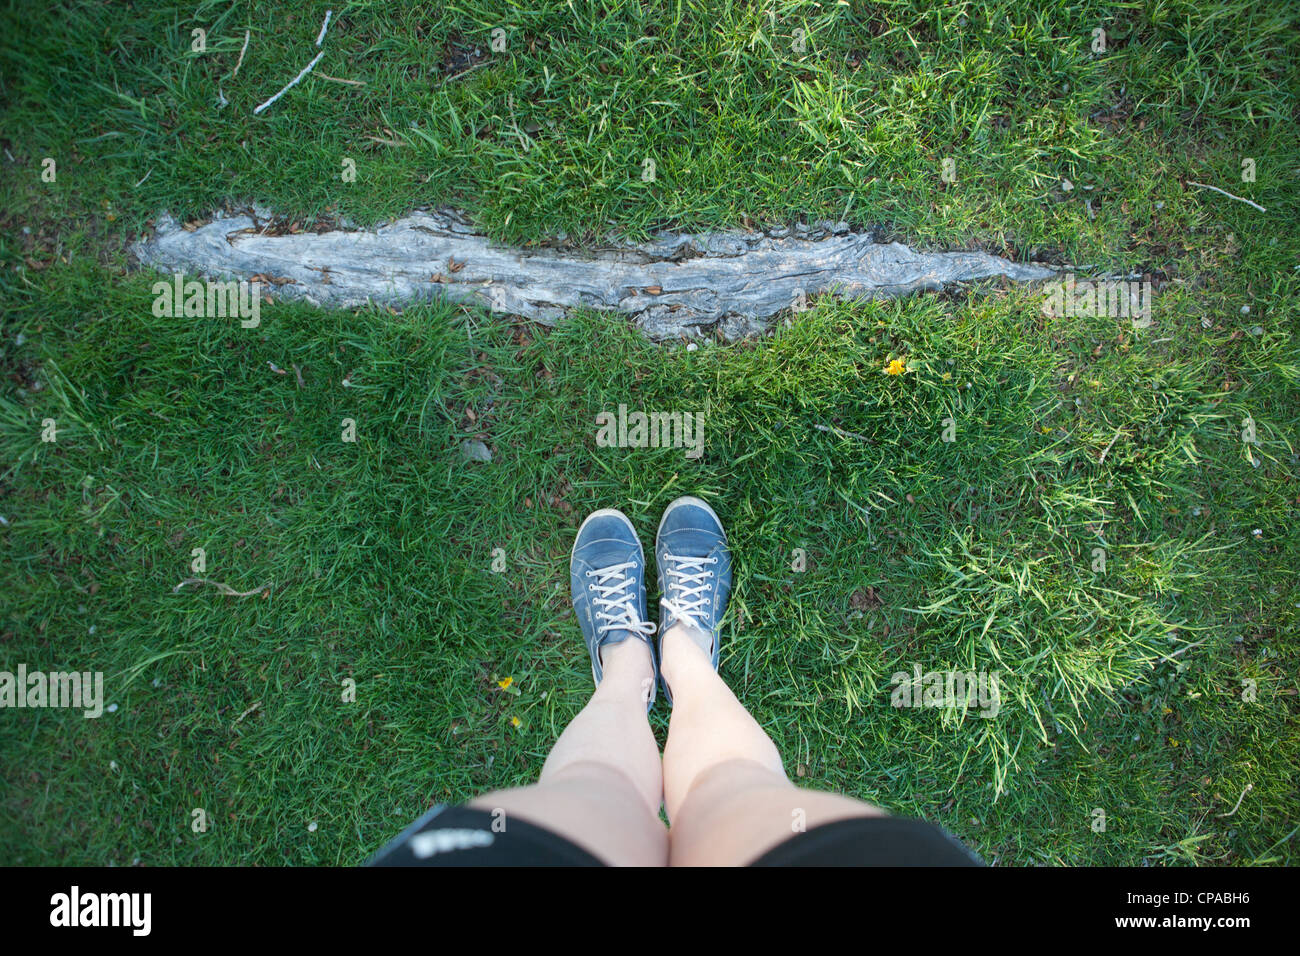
[586, 562, 656, 638]
[659, 553, 718, 632]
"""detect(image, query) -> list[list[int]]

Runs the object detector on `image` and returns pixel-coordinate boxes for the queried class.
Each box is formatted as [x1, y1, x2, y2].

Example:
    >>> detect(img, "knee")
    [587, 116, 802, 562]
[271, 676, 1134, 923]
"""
[545, 759, 656, 810]
[668, 759, 885, 865]
[667, 759, 793, 862]
[669, 755, 787, 818]
[471, 764, 669, 866]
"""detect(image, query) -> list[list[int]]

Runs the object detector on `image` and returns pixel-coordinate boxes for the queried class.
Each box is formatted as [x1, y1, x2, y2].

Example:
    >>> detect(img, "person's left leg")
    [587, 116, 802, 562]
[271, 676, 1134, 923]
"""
[660, 623, 884, 866]
[648, 496, 885, 865]
[467, 639, 666, 866]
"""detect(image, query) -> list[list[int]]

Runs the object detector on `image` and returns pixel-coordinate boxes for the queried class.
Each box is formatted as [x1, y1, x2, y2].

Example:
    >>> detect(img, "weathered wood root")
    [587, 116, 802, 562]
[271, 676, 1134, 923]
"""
[133, 208, 1056, 340]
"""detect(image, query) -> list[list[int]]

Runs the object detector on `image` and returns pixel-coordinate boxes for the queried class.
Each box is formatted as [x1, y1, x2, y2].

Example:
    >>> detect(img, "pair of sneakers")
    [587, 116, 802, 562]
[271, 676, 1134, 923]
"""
[569, 496, 732, 708]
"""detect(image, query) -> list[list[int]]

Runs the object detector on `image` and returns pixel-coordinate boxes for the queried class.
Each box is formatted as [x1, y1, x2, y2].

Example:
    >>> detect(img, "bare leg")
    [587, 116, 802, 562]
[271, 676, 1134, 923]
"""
[468, 639, 667, 866]
[661, 625, 884, 866]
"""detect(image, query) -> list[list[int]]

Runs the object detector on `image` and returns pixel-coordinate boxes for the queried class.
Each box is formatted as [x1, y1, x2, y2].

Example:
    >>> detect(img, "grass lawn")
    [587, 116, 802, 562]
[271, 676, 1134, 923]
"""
[1, 0, 1297, 865]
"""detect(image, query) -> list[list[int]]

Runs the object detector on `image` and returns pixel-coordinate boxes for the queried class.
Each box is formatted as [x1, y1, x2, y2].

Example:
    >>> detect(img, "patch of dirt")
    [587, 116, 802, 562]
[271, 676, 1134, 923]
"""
[850, 586, 883, 611]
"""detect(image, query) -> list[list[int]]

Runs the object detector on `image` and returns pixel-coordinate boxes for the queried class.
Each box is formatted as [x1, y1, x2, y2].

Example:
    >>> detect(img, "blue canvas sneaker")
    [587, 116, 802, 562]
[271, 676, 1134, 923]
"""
[655, 496, 732, 704]
[569, 509, 657, 709]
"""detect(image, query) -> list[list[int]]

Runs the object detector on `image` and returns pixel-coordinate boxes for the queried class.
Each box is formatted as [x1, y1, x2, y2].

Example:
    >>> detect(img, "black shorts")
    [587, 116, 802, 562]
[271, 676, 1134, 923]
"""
[368, 805, 984, 866]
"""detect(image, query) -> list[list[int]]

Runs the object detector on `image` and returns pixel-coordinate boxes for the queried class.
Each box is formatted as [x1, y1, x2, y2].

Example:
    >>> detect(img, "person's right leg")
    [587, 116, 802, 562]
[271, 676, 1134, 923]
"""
[661, 624, 885, 866]
[469, 638, 666, 866]
[652, 495, 884, 865]
[468, 507, 668, 866]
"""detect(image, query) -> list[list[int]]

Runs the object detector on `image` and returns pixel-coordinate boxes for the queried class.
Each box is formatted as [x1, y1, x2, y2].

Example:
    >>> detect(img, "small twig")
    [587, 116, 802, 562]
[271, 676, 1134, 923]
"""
[1098, 425, 1126, 463]
[233, 700, 262, 726]
[133, 168, 153, 189]
[292, 363, 305, 388]
[1217, 782, 1253, 818]
[317, 72, 365, 86]
[1113, 638, 1208, 696]
[172, 578, 270, 598]
[230, 30, 250, 79]
[315, 10, 333, 46]
[814, 422, 872, 444]
[441, 60, 489, 85]
[1187, 181, 1266, 213]
[253, 50, 325, 115]
[1167, 639, 1208, 659]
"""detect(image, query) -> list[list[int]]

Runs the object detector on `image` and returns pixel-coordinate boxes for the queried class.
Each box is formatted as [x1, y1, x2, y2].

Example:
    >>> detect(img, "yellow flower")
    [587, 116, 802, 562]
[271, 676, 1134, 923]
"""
[497, 676, 513, 690]
[885, 358, 907, 376]
[510, 716, 522, 728]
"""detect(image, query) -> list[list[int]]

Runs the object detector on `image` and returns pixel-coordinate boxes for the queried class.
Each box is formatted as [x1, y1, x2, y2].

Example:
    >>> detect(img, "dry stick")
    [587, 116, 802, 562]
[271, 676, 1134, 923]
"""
[230, 30, 250, 79]
[1217, 783, 1253, 818]
[814, 422, 872, 444]
[1187, 181, 1266, 213]
[442, 59, 489, 85]
[315, 10, 333, 46]
[1167, 639, 1208, 659]
[1115, 638, 1209, 696]
[317, 72, 365, 86]
[1098, 424, 1126, 463]
[253, 50, 325, 115]
[173, 578, 270, 597]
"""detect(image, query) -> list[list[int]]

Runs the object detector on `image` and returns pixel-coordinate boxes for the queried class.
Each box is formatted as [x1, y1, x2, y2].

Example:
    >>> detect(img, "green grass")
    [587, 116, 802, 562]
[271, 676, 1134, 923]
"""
[2, 0, 1295, 252]
[1, 0, 1298, 865]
